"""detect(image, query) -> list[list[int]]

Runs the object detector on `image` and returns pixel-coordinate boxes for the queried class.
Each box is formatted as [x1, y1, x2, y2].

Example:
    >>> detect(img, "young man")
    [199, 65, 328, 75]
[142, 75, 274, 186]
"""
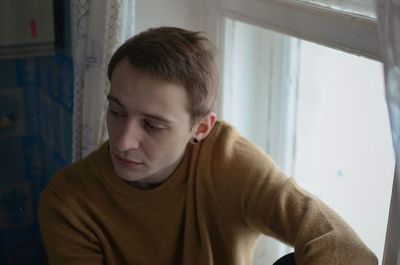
[39, 27, 377, 265]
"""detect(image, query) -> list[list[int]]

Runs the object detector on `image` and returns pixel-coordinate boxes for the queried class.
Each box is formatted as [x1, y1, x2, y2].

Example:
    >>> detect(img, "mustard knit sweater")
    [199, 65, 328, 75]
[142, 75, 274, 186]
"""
[39, 121, 377, 265]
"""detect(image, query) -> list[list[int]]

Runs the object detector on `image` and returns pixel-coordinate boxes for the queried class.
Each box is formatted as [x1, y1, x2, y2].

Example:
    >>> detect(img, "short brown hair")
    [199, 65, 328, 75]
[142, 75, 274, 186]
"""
[107, 27, 218, 123]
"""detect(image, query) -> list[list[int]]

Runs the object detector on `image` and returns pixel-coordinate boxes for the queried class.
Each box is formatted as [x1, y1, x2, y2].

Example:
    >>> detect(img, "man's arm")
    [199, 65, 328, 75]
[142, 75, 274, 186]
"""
[245, 176, 378, 265]
[210, 124, 378, 265]
[39, 189, 104, 265]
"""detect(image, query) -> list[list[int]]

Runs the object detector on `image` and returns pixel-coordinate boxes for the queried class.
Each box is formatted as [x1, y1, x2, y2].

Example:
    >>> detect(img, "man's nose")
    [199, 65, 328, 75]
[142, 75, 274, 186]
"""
[115, 120, 142, 152]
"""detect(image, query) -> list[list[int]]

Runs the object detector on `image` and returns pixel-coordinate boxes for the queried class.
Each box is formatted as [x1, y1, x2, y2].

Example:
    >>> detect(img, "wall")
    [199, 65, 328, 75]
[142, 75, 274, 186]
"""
[0, 1, 73, 264]
[136, 0, 207, 33]
[135, 0, 221, 47]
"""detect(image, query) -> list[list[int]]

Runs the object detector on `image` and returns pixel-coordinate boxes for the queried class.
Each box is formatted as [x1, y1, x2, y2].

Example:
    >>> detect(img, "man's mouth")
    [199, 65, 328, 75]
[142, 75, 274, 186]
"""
[114, 154, 144, 168]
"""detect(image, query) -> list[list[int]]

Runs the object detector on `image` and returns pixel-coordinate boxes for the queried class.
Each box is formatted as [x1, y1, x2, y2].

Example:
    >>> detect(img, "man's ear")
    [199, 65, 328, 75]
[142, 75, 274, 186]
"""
[192, 112, 216, 141]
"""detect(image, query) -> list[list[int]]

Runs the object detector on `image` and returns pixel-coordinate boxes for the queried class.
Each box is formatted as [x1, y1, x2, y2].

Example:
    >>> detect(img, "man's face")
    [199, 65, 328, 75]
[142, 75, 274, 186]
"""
[107, 59, 195, 185]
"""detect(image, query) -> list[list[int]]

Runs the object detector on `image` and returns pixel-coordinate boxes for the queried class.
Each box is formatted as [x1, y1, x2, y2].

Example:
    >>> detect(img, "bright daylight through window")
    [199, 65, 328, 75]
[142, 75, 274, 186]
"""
[222, 19, 394, 264]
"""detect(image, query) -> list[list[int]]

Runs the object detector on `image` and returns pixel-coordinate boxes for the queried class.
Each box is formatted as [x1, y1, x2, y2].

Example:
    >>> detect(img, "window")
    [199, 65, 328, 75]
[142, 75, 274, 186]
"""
[296, 0, 376, 18]
[221, 19, 394, 264]
[220, 0, 379, 60]
[294, 38, 394, 262]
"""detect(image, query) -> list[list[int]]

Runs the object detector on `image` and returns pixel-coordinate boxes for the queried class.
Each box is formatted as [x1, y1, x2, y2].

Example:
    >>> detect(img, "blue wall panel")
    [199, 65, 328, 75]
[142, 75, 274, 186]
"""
[0, 1, 73, 264]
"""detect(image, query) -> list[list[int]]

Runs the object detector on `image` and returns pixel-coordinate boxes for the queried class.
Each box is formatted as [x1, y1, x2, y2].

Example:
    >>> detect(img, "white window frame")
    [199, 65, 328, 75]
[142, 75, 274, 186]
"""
[205, 0, 387, 264]
[220, 0, 380, 61]
[219, 17, 299, 265]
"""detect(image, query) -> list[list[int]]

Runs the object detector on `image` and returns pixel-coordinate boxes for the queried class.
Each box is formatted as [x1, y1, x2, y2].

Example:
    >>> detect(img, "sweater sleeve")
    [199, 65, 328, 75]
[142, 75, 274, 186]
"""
[210, 124, 378, 265]
[39, 187, 104, 265]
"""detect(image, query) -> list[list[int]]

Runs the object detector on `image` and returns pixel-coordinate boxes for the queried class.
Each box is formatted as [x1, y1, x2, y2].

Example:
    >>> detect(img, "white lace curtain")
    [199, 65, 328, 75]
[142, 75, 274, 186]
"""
[378, 0, 400, 264]
[71, 0, 135, 161]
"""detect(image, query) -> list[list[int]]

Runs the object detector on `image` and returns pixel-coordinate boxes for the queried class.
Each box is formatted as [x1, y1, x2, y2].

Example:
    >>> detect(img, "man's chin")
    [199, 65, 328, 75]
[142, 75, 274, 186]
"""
[116, 170, 147, 182]
[111, 163, 145, 180]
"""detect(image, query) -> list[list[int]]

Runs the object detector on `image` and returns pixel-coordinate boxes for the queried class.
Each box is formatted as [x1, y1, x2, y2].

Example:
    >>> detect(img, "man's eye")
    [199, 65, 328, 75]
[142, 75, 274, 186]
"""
[109, 109, 125, 117]
[144, 121, 164, 133]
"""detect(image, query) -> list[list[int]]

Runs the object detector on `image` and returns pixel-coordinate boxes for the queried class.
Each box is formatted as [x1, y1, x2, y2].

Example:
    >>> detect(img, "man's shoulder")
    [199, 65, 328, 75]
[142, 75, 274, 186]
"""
[197, 120, 282, 195]
[197, 120, 286, 223]
[206, 120, 274, 169]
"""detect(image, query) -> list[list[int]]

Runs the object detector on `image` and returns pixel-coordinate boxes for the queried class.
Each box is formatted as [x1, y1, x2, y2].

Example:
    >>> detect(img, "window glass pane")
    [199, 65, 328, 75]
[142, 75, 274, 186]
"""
[223, 19, 393, 264]
[295, 0, 376, 18]
[294, 39, 393, 263]
[222, 19, 299, 264]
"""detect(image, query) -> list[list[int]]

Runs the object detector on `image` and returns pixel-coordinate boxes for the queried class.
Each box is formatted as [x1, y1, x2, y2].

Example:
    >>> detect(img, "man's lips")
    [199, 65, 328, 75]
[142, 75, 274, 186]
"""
[114, 154, 144, 167]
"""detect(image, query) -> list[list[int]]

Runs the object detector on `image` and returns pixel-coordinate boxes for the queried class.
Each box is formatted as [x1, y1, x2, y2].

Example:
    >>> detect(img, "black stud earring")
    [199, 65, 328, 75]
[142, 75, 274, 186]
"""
[191, 138, 199, 144]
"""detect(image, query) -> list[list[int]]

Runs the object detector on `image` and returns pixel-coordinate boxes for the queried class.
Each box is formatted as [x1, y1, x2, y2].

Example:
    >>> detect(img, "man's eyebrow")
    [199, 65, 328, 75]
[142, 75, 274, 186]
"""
[143, 113, 174, 125]
[106, 94, 173, 124]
